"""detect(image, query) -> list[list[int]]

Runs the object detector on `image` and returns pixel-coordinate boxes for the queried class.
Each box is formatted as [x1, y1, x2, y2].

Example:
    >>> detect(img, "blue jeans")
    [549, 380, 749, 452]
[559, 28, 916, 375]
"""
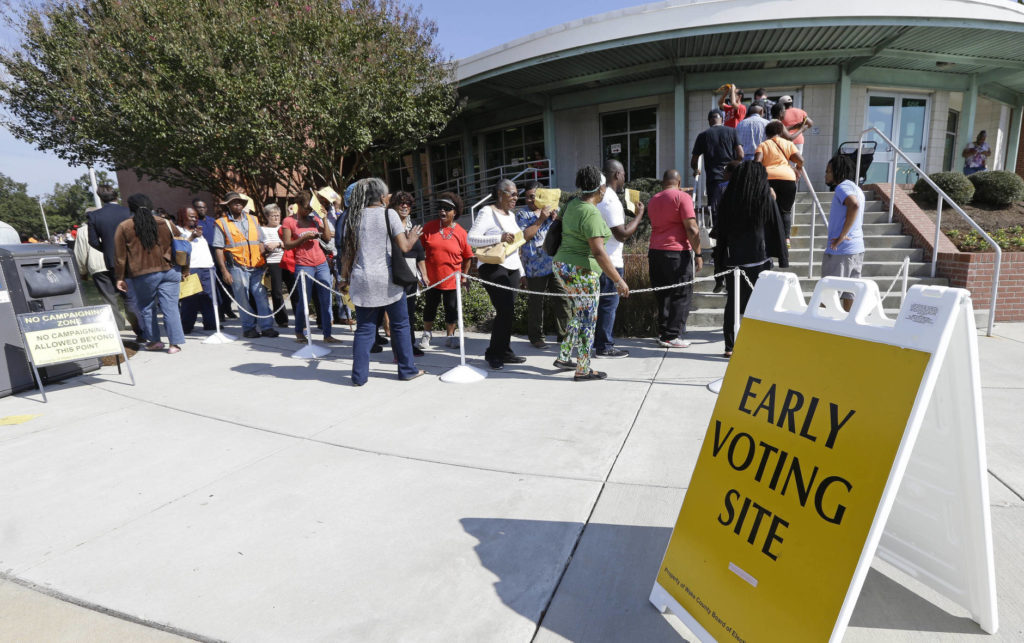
[295, 262, 333, 338]
[352, 294, 417, 385]
[130, 268, 185, 346]
[594, 266, 623, 351]
[229, 264, 272, 332]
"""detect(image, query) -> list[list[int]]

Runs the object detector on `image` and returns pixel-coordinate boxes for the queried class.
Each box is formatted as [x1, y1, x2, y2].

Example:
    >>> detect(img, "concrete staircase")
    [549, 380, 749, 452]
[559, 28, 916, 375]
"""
[687, 189, 948, 328]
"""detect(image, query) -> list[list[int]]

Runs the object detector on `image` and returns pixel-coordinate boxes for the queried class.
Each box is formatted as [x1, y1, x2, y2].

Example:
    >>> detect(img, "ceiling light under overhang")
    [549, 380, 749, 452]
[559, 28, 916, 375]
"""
[935, 61, 955, 68]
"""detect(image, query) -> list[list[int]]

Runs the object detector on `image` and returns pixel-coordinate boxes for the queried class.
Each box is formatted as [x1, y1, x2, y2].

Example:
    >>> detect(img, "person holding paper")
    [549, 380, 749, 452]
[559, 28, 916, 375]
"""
[594, 159, 645, 359]
[468, 179, 526, 370]
[516, 182, 571, 349]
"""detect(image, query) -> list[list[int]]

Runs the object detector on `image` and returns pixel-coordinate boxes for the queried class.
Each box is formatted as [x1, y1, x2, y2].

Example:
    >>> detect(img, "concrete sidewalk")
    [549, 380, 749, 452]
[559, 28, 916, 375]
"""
[0, 316, 1021, 642]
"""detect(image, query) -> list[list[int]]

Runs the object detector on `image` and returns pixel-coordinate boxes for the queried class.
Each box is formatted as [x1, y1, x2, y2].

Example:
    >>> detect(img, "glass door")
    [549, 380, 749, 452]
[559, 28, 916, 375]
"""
[864, 93, 930, 184]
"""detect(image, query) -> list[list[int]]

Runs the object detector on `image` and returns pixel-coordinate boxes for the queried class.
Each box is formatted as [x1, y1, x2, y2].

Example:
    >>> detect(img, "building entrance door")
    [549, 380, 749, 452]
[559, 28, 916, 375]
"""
[864, 93, 930, 184]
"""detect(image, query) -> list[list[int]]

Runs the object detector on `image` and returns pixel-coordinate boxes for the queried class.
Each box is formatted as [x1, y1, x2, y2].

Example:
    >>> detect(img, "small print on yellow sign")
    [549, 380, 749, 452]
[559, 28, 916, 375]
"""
[656, 318, 930, 642]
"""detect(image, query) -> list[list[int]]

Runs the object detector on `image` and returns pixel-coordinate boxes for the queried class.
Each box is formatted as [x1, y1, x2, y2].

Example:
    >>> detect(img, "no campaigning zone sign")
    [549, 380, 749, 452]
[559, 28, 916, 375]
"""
[17, 305, 122, 367]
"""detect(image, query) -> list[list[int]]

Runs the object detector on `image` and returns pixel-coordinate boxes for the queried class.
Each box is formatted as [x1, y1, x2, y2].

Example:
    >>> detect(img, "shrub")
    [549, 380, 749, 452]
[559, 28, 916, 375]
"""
[967, 170, 1024, 207]
[945, 225, 1024, 252]
[912, 172, 974, 206]
[412, 281, 494, 331]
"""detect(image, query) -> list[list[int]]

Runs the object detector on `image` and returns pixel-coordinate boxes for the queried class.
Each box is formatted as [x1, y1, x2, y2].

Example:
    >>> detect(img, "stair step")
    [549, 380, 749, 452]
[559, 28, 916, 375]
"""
[787, 247, 924, 263]
[691, 274, 947, 292]
[792, 210, 890, 225]
[789, 235, 912, 249]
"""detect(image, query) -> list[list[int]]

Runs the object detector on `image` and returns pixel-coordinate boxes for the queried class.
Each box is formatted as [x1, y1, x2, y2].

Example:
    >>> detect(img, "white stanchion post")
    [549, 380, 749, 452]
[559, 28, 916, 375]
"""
[441, 271, 486, 383]
[203, 267, 236, 344]
[291, 271, 331, 359]
[901, 256, 910, 306]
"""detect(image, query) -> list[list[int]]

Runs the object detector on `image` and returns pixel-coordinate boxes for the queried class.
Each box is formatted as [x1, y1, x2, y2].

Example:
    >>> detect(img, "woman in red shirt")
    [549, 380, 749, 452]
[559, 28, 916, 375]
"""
[417, 192, 472, 350]
[281, 194, 340, 344]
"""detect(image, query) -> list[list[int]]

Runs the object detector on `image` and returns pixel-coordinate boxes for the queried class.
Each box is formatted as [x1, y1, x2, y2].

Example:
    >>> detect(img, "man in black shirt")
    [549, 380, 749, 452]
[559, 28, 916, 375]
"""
[691, 110, 743, 290]
[87, 184, 141, 334]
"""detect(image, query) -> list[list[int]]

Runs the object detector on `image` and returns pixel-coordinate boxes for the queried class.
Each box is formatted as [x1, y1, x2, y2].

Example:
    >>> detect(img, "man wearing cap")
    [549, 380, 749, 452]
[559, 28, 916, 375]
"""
[779, 95, 813, 154]
[692, 109, 743, 291]
[212, 192, 279, 338]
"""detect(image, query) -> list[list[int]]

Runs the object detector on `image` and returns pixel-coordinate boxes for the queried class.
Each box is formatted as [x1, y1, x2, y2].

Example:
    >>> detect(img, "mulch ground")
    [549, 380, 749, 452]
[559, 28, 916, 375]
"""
[908, 193, 1024, 234]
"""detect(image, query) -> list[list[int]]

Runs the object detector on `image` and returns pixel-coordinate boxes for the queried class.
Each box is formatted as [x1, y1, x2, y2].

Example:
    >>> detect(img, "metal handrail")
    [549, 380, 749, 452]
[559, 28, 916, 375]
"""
[468, 166, 540, 226]
[693, 156, 706, 209]
[856, 126, 1002, 336]
[798, 167, 830, 279]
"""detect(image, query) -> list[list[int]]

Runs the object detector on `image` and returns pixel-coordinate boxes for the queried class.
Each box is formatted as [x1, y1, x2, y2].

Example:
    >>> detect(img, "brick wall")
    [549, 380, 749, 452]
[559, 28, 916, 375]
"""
[870, 183, 1024, 322]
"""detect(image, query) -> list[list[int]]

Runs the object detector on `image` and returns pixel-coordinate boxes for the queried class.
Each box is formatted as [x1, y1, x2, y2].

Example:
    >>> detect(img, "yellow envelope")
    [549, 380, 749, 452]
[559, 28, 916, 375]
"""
[534, 188, 561, 210]
[624, 189, 640, 214]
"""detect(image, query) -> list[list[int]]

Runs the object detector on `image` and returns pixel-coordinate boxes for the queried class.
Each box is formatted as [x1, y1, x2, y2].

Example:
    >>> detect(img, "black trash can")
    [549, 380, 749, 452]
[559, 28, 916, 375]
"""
[0, 244, 101, 398]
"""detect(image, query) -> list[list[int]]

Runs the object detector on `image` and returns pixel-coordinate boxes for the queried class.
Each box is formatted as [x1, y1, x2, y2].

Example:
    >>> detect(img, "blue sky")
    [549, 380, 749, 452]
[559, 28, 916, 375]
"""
[0, 0, 630, 196]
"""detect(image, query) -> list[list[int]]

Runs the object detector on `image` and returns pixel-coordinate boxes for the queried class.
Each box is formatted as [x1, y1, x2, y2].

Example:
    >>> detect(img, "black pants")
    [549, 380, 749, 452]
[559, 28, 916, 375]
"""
[648, 249, 694, 341]
[707, 180, 729, 286]
[768, 179, 796, 238]
[266, 263, 288, 326]
[92, 270, 139, 333]
[424, 288, 458, 325]
[723, 261, 772, 352]
[478, 264, 520, 360]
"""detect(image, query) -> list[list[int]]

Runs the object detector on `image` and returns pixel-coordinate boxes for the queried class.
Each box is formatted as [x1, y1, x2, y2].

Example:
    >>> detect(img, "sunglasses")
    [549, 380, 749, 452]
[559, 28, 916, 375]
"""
[439, 206, 455, 212]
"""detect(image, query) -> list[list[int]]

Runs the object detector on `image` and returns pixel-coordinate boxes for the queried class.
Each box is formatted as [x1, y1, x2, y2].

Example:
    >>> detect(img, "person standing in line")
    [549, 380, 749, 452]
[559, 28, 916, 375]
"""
[212, 192, 279, 339]
[73, 211, 108, 289]
[551, 166, 630, 381]
[714, 162, 789, 357]
[718, 84, 747, 128]
[963, 131, 991, 175]
[87, 184, 142, 335]
[194, 197, 235, 320]
[282, 193, 339, 344]
[754, 120, 804, 245]
[390, 191, 427, 357]
[692, 109, 743, 293]
[753, 88, 774, 116]
[647, 170, 701, 349]
[779, 95, 813, 154]
[114, 194, 185, 353]
[176, 206, 217, 334]
[339, 178, 424, 386]
[821, 155, 866, 313]
[515, 182, 570, 349]
[593, 159, 645, 359]
[468, 179, 527, 371]
[736, 103, 770, 162]
[333, 183, 357, 327]
[260, 204, 289, 328]
[419, 192, 473, 350]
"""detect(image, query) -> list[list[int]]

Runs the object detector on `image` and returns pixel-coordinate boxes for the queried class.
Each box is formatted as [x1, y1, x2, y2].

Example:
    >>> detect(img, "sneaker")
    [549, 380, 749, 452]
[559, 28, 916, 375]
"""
[375, 334, 389, 346]
[370, 343, 383, 354]
[445, 335, 459, 349]
[418, 331, 432, 350]
[574, 369, 608, 382]
[502, 354, 526, 364]
[243, 329, 260, 339]
[553, 358, 577, 371]
[712, 283, 726, 294]
[324, 336, 343, 345]
[530, 339, 549, 349]
[261, 328, 280, 338]
[658, 337, 692, 348]
[594, 348, 629, 359]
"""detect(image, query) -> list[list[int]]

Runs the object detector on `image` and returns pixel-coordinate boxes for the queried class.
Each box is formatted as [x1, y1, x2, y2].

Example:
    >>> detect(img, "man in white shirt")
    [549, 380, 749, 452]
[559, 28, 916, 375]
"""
[594, 159, 645, 359]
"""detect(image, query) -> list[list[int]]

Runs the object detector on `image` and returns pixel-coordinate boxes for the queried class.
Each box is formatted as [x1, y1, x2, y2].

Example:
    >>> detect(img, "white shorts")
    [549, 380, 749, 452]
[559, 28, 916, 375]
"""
[821, 252, 864, 300]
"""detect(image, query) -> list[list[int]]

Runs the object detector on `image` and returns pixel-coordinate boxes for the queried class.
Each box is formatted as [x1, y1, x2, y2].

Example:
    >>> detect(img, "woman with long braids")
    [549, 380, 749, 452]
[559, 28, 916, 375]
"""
[467, 178, 526, 370]
[114, 193, 185, 353]
[551, 166, 630, 381]
[713, 161, 789, 357]
[339, 178, 425, 386]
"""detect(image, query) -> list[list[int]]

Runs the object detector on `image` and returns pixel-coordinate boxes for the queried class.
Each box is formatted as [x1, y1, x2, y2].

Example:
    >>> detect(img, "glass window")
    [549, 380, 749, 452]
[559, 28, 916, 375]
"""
[481, 120, 546, 174]
[428, 140, 463, 191]
[866, 96, 895, 146]
[943, 109, 960, 172]
[899, 98, 928, 153]
[601, 107, 658, 181]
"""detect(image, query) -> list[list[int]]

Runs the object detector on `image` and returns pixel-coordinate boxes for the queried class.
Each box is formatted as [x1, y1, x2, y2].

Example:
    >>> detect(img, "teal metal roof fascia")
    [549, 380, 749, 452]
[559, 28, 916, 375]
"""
[458, 14, 1024, 88]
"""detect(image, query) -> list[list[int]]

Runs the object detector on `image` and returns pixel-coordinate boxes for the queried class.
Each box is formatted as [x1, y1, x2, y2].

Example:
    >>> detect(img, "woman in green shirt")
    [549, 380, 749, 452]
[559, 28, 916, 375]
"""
[552, 166, 631, 381]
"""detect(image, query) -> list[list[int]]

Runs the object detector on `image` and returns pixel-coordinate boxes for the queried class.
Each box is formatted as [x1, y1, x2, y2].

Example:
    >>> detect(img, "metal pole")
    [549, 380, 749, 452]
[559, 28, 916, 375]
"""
[301, 271, 313, 349]
[888, 157, 897, 223]
[37, 199, 50, 240]
[989, 248, 1001, 337]
[733, 267, 741, 340]
[455, 270, 467, 364]
[932, 199, 943, 278]
[88, 168, 102, 209]
[808, 176, 816, 279]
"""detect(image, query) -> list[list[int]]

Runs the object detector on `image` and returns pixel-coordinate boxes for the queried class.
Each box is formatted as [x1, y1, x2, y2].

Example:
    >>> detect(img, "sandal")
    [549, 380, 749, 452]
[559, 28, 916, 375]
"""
[167, 345, 181, 355]
[401, 369, 426, 381]
[145, 341, 165, 351]
[573, 369, 608, 382]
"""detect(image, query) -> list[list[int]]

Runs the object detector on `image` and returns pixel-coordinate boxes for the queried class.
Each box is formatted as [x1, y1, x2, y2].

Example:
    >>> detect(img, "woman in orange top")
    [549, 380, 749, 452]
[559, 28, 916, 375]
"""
[754, 120, 804, 243]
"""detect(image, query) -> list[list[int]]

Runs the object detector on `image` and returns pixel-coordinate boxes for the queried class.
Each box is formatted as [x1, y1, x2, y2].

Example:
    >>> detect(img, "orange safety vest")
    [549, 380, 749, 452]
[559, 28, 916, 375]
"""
[216, 213, 265, 269]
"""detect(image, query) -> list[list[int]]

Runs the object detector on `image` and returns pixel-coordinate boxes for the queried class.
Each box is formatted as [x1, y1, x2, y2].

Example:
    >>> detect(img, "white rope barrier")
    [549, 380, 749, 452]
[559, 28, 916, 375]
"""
[213, 268, 303, 319]
[458, 269, 737, 298]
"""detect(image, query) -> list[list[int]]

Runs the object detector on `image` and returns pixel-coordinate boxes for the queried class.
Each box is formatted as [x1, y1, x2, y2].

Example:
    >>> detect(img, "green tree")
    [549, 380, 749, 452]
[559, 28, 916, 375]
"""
[0, 0, 458, 207]
[0, 172, 42, 238]
[43, 170, 114, 234]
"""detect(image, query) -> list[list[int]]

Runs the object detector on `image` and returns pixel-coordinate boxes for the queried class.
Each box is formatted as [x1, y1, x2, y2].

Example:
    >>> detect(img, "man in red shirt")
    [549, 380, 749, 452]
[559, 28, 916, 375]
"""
[646, 169, 703, 349]
[718, 84, 746, 128]
[779, 95, 813, 153]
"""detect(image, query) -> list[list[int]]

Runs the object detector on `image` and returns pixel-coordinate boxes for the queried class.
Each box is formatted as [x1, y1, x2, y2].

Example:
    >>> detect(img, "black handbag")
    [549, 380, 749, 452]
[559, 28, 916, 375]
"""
[542, 218, 563, 257]
[384, 210, 419, 288]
